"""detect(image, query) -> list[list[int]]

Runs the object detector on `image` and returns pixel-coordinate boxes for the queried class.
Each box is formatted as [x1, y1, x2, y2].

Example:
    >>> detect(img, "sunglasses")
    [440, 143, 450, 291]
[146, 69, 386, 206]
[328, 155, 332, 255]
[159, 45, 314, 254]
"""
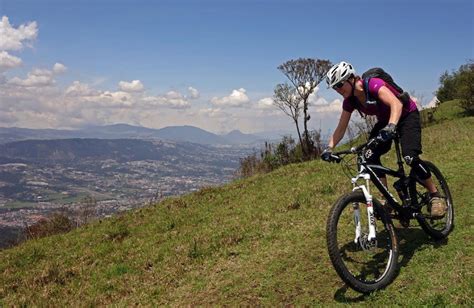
[333, 81, 345, 89]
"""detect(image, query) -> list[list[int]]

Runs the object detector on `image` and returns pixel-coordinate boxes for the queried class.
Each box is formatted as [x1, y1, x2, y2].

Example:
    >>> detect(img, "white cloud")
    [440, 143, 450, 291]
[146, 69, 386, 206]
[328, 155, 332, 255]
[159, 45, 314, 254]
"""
[0, 51, 22, 71]
[165, 90, 182, 99]
[6, 62, 68, 88]
[166, 98, 190, 109]
[188, 86, 200, 99]
[118, 79, 144, 92]
[197, 107, 229, 118]
[65, 81, 99, 97]
[142, 91, 191, 109]
[164, 91, 191, 108]
[53, 63, 67, 74]
[8, 70, 54, 87]
[95, 91, 134, 107]
[312, 98, 342, 113]
[211, 88, 249, 107]
[256, 97, 275, 109]
[308, 86, 331, 106]
[0, 16, 38, 51]
[311, 97, 329, 106]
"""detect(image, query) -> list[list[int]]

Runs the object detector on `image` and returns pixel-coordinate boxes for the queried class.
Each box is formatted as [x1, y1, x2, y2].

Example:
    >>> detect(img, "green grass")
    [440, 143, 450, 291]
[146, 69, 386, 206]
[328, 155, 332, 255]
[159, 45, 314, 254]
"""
[426, 99, 466, 124]
[0, 102, 473, 305]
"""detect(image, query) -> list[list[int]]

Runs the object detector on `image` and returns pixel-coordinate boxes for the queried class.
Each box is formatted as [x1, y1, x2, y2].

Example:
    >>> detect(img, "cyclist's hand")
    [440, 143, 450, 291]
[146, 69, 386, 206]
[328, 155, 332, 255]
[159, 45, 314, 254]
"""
[377, 123, 397, 143]
[321, 147, 333, 162]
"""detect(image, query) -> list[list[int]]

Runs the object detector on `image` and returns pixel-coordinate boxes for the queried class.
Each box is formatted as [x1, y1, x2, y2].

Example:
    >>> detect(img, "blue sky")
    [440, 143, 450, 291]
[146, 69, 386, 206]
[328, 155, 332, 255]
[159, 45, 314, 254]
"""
[0, 0, 472, 134]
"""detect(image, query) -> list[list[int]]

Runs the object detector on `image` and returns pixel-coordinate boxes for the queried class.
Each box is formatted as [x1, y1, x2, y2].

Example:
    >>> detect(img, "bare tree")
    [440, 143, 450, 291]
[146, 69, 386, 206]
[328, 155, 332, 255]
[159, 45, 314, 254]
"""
[273, 83, 304, 147]
[277, 58, 332, 157]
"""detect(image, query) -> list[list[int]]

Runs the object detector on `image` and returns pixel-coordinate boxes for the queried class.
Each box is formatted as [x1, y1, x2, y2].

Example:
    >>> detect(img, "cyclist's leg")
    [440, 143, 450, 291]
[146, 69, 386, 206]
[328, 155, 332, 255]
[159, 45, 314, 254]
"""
[367, 122, 392, 188]
[398, 110, 432, 185]
[398, 111, 446, 216]
[398, 111, 447, 218]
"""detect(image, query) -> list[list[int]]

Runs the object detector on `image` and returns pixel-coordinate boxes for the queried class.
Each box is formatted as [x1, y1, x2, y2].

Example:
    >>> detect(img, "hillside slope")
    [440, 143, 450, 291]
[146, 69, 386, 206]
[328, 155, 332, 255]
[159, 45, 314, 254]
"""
[0, 108, 473, 305]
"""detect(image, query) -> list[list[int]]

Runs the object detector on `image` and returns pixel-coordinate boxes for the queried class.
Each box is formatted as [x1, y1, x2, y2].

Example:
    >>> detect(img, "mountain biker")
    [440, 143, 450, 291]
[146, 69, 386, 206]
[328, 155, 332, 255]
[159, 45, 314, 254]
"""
[320, 61, 447, 218]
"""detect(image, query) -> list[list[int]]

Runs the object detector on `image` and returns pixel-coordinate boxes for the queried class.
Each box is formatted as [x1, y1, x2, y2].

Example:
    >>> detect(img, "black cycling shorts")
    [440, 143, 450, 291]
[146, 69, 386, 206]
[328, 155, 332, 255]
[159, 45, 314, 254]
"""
[366, 110, 422, 176]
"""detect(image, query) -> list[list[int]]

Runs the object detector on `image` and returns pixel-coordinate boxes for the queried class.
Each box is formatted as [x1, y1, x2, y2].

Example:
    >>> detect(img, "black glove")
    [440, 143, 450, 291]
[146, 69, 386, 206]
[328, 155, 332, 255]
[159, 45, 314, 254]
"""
[321, 147, 333, 162]
[377, 123, 397, 143]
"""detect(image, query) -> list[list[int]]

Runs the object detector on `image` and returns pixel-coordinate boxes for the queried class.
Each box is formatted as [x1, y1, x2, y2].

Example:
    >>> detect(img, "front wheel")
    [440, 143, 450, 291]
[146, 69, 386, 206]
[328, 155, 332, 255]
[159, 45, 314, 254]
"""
[411, 161, 454, 240]
[326, 191, 399, 294]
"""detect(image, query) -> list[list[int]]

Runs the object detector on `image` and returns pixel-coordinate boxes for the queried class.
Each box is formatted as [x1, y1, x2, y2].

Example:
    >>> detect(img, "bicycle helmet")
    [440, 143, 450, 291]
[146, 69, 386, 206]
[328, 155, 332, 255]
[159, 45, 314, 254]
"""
[326, 61, 356, 89]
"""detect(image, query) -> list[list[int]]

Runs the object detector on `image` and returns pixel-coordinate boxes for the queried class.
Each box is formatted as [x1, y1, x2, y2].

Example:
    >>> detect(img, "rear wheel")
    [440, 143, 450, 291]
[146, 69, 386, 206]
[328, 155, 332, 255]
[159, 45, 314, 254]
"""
[411, 161, 454, 240]
[326, 191, 399, 294]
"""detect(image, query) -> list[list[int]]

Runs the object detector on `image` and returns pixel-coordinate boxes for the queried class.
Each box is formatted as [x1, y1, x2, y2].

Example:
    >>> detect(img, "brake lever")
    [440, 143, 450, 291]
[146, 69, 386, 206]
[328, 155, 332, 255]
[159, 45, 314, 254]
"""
[330, 154, 342, 163]
[366, 137, 379, 149]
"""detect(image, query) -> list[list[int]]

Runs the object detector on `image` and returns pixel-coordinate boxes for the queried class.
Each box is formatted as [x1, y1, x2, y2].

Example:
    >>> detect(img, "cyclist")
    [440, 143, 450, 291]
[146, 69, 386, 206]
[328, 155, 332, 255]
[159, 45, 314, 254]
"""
[321, 61, 447, 218]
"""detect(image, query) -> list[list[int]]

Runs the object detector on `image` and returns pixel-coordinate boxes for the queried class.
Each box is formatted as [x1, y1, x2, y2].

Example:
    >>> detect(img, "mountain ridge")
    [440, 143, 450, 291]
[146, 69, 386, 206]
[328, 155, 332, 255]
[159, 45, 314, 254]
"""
[0, 124, 269, 145]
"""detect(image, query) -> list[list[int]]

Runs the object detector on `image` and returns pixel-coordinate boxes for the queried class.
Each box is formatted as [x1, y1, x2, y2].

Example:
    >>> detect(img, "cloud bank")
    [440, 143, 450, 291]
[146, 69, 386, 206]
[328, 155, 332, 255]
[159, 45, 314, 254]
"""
[0, 15, 342, 134]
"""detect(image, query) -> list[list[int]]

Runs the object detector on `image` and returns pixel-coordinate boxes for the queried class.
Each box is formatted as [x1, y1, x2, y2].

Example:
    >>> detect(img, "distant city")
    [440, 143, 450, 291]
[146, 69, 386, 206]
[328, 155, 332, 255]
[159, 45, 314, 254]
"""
[0, 124, 280, 248]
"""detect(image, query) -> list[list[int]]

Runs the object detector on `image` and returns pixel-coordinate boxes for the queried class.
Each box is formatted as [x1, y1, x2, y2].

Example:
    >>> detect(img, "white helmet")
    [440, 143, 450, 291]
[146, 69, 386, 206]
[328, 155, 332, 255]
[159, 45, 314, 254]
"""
[326, 61, 356, 88]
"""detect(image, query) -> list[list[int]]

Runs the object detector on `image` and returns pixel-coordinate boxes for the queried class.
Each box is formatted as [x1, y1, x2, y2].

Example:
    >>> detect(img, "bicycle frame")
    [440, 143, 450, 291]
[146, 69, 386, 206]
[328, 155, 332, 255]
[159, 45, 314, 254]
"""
[364, 138, 423, 212]
[348, 137, 421, 243]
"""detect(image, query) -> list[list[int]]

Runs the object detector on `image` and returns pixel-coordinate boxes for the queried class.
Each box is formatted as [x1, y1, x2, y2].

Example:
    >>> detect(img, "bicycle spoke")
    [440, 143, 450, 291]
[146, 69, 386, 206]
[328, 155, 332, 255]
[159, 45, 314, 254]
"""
[336, 201, 393, 283]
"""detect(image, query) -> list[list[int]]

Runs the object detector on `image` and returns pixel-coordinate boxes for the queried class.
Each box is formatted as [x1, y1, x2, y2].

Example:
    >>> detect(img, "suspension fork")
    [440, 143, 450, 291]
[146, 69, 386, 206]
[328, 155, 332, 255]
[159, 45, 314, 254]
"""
[352, 202, 361, 244]
[352, 173, 377, 242]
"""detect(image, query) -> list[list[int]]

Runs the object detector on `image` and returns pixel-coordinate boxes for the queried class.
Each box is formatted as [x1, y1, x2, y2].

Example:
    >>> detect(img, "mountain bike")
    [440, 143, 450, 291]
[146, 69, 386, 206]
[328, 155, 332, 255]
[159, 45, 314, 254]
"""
[325, 135, 454, 294]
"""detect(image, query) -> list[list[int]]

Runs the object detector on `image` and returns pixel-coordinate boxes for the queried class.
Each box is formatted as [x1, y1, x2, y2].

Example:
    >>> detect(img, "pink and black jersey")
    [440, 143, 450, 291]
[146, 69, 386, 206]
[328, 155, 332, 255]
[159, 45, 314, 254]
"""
[342, 78, 418, 122]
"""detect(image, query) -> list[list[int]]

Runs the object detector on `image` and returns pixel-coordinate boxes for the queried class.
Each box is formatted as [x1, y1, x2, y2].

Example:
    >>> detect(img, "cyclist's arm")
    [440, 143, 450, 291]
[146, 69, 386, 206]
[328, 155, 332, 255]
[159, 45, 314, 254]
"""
[328, 110, 352, 149]
[377, 85, 403, 125]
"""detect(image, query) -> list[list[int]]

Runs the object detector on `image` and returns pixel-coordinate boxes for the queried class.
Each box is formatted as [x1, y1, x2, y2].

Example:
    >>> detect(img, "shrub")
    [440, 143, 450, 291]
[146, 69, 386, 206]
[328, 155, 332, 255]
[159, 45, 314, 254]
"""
[437, 60, 474, 115]
[24, 213, 74, 240]
[238, 133, 321, 178]
[456, 62, 474, 115]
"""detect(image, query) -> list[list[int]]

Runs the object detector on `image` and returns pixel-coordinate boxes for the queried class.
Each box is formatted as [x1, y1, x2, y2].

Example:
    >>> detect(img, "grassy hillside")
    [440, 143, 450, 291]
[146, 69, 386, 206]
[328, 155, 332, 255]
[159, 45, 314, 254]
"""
[1, 101, 473, 306]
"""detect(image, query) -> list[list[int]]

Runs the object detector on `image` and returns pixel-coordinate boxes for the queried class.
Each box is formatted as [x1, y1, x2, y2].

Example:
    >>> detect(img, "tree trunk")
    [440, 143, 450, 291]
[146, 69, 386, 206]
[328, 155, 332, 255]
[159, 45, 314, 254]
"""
[294, 119, 303, 150]
[302, 98, 311, 158]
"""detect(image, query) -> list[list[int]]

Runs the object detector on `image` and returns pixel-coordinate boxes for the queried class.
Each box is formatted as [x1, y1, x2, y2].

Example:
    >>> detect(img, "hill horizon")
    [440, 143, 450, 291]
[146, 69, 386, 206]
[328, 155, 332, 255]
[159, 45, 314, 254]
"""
[0, 123, 294, 146]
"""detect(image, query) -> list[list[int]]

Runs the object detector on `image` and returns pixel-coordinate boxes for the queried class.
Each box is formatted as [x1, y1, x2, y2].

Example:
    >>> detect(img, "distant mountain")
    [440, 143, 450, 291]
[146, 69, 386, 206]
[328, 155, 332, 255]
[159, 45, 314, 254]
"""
[0, 138, 214, 163]
[0, 127, 79, 143]
[81, 124, 159, 138]
[0, 139, 160, 162]
[156, 125, 228, 144]
[0, 124, 278, 145]
[222, 130, 261, 144]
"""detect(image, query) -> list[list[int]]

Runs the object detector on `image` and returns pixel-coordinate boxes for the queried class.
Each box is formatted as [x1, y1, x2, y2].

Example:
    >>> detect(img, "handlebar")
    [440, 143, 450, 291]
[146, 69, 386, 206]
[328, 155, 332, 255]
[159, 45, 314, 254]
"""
[330, 128, 400, 161]
[333, 140, 370, 156]
[330, 139, 373, 162]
